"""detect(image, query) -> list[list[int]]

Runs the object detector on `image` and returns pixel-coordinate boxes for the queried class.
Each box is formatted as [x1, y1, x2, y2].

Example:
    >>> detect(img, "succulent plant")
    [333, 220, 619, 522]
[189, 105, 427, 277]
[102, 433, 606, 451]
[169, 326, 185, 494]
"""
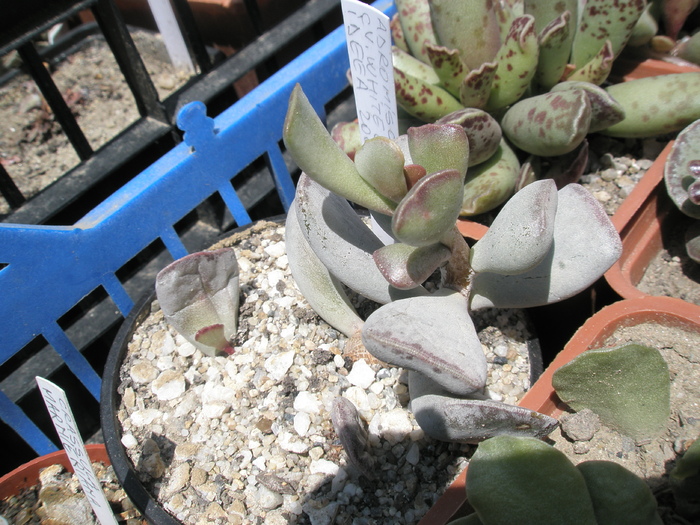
[552, 343, 671, 441]
[670, 436, 700, 520]
[664, 117, 700, 263]
[283, 84, 623, 444]
[155, 248, 240, 356]
[452, 435, 663, 525]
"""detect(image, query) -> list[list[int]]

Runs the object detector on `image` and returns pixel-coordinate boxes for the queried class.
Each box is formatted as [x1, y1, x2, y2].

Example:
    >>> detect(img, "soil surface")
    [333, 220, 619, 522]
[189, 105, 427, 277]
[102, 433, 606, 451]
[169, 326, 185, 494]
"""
[547, 322, 700, 524]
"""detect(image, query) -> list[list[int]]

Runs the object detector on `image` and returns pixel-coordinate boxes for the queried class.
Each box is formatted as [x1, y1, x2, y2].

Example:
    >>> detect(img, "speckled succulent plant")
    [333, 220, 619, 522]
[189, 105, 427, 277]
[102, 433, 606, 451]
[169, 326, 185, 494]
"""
[664, 117, 700, 263]
[283, 84, 623, 445]
[331, 0, 700, 216]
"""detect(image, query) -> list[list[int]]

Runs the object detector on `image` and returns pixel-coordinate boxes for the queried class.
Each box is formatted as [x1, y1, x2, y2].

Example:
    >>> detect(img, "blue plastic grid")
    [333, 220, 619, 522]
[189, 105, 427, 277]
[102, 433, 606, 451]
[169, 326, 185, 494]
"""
[0, 0, 396, 456]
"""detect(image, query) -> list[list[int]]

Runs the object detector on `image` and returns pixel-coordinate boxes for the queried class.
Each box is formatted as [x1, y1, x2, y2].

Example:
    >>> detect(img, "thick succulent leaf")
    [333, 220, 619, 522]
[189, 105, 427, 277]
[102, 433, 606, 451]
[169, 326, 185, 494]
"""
[501, 89, 591, 157]
[394, 67, 464, 122]
[602, 73, 700, 138]
[425, 43, 467, 98]
[392, 46, 441, 85]
[466, 436, 598, 524]
[156, 248, 239, 357]
[395, 0, 438, 64]
[664, 118, 700, 219]
[373, 242, 452, 289]
[524, 0, 577, 35]
[627, 3, 658, 47]
[294, 174, 427, 304]
[485, 15, 539, 112]
[362, 290, 487, 396]
[470, 183, 622, 309]
[552, 343, 670, 441]
[567, 40, 614, 85]
[195, 324, 233, 355]
[550, 81, 625, 133]
[392, 169, 464, 247]
[676, 30, 700, 65]
[661, 0, 699, 41]
[686, 222, 700, 264]
[283, 85, 393, 214]
[471, 179, 557, 275]
[354, 137, 408, 203]
[407, 123, 469, 178]
[533, 11, 576, 91]
[330, 120, 361, 159]
[460, 139, 520, 216]
[459, 62, 498, 109]
[578, 461, 663, 525]
[331, 397, 376, 479]
[571, 0, 645, 68]
[390, 13, 409, 53]
[285, 202, 363, 338]
[436, 108, 502, 166]
[429, 0, 501, 70]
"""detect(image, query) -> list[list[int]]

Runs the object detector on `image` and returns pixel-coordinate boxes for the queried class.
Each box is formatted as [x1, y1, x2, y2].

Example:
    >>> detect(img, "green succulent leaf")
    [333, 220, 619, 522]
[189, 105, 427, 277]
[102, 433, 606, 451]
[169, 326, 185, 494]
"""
[373, 242, 452, 289]
[394, 67, 464, 122]
[395, 0, 438, 64]
[392, 46, 441, 86]
[471, 179, 557, 275]
[429, 0, 501, 71]
[664, 118, 700, 219]
[467, 436, 598, 525]
[501, 89, 592, 157]
[392, 169, 464, 247]
[354, 136, 408, 203]
[436, 108, 502, 166]
[552, 343, 671, 441]
[550, 81, 625, 133]
[283, 84, 394, 214]
[330, 120, 361, 159]
[485, 15, 539, 112]
[567, 40, 614, 85]
[390, 13, 409, 53]
[571, 0, 645, 68]
[407, 123, 470, 178]
[627, 4, 658, 47]
[460, 139, 520, 216]
[524, 0, 577, 36]
[577, 461, 663, 525]
[459, 61, 498, 109]
[425, 43, 467, 99]
[534, 10, 576, 91]
[602, 73, 700, 138]
[670, 438, 700, 519]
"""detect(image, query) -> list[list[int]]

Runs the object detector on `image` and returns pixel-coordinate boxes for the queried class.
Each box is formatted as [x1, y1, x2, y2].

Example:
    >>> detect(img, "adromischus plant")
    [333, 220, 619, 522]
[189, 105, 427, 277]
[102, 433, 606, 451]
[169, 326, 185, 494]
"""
[283, 84, 623, 444]
[664, 117, 700, 263]
[155, 248, 240, 356]
[451, 435, 663, 525]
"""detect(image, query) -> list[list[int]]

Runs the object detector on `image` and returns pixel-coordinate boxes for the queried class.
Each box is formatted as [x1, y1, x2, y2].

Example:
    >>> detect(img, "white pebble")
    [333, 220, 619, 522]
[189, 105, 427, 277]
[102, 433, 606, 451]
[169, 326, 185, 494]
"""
[346, 359, 376, 389]
[294, 412, 311, 436]
[131, 409, 162, 426]
[310, 459, 339, 476]
[265, 350, 295, 380]
[121, 433, 138, 449]
[130, 361, 158, 384]
[405, 442, 420, 465]
[264, 242, 286, 259]
[294, 391, 321, 413]
[368, 409, 413, 445]
[152, 370, 185, 401]
[256, 485, 284, 510]
[278, 432, 309, 454]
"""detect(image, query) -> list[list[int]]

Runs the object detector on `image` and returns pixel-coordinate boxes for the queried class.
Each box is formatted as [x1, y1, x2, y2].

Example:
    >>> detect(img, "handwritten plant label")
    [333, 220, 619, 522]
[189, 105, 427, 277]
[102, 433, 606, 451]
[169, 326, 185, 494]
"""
[341, 0, 399, 143]
[36, 377, 118, 525]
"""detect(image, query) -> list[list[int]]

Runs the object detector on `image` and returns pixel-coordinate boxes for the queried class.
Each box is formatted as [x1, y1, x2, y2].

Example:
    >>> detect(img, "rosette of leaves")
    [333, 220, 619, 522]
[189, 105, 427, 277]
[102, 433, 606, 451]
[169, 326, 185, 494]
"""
[283, 84, 623, 443]
[664, 117, 700, 263]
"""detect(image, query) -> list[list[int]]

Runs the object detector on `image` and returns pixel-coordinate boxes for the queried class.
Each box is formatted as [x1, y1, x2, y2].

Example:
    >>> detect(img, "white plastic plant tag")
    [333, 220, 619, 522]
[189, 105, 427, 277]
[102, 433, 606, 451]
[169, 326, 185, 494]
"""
[341, 0, 399, 143]
[35, 377, 119, 525]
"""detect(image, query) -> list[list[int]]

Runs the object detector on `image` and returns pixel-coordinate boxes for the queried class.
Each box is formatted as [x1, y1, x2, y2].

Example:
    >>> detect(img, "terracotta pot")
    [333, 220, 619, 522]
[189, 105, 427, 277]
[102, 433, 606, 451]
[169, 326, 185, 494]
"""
[0, 444, 110, 500]
[418, 295, 700, 523]
[611, 57, 700, 81]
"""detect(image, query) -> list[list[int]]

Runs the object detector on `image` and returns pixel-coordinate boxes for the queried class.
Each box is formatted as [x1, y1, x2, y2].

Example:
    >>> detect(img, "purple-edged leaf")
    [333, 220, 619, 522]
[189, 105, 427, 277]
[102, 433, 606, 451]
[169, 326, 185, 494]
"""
[571, 0, 645, 67]
[470, 183, 622, 309]
[373, 242, 452, 289]
[390, 13, 409, 53]
[331, 397, 375, 479]
[501, 89, 591, 157]
[392, 169, 464, 247]
[437, 108, 502, 166]
[459, 61, 498, 109]
[354, 137, 407, 203]
[664, 119, 700, 219]
[429, 0, 501, 70]
[156, 248, 239, 357]
[602, 73, 700, 138]
[195, 324, 234, 355]
[550, 81, 625, 133]
[407, 123, 469, 178]
[471, 179, 558, 275]
[425, 43, 466, 98]
[485, 15, 539, 112]
[395, 0, 438, 64]
[567, 40, 614, 85]
[534, 11, 575, 90]
[460, 139, 520, 216]
[362, 290, 487, 396]
[394, 67, 464, 122]
[330, 120, 361, 159]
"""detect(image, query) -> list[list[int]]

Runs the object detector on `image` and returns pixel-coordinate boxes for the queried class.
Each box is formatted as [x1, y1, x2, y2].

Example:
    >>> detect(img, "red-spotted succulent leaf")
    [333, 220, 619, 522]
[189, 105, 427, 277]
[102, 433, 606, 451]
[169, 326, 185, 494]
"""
[550, 81, 625, 133]
[459, 61, 498, 109]
[436, 108, 502, 166]
[393, 66, 464, 122]
[330, 120, 361, 159]
[395, 0, 438, 64]
[425, 43, 466, 98]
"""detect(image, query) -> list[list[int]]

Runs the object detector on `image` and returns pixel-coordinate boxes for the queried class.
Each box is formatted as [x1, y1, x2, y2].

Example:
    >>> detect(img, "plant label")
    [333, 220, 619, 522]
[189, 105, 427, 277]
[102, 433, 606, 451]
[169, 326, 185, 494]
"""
[341, 0, 398, 143]
[36, 377, 118, 525]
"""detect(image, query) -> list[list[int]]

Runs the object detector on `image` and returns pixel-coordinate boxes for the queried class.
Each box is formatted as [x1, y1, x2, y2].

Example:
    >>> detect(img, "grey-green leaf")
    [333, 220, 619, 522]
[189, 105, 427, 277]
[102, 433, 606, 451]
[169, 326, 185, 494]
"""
[373, 242, 452, 289]
[354, 136, 407, 203]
